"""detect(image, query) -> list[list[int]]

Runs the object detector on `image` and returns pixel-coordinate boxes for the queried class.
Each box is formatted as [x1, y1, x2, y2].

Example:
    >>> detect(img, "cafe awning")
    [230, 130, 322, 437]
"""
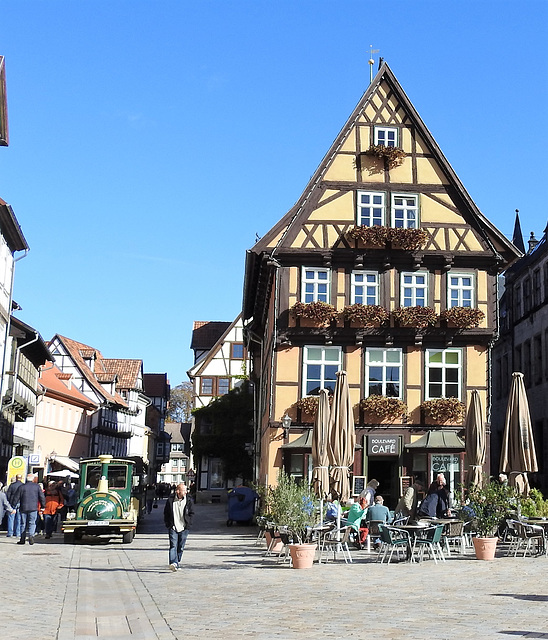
[405, 431, 465, 450]
[281, 431, 313, 449]
[51, 455, 80, 472]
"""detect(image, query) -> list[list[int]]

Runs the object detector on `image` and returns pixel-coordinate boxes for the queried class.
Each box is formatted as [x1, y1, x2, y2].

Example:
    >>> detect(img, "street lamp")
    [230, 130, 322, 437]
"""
[281, 414, 292, 440]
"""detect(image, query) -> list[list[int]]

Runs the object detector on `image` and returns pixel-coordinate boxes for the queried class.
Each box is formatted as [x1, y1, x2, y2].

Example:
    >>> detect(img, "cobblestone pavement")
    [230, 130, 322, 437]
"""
[2, 502, 548, 640]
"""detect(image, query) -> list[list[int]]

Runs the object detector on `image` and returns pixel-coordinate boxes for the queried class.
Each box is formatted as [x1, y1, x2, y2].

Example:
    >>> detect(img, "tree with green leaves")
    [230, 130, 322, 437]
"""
[192, 381, 253, 483]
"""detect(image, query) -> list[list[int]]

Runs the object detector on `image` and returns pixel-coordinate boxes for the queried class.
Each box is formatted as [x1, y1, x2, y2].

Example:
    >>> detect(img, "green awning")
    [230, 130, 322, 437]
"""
[405, 430, 465, 450]
[280, 431, 313, 449]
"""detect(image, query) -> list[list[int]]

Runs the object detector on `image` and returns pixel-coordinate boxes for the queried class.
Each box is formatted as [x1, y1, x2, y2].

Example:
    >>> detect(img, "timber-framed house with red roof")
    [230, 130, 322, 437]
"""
[242, 62, 520, 504]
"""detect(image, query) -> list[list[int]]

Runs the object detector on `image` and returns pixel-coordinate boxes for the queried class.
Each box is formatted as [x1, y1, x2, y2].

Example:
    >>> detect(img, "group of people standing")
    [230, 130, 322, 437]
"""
[1, 473, 78, 544]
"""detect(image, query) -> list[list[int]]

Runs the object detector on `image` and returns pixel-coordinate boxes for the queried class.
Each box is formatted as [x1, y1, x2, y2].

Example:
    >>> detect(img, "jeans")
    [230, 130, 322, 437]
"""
[7, 508, 21, 537]
[168, 528, 189, 566]
[20, 511, 38, 540]
[44, 513, 58, 536]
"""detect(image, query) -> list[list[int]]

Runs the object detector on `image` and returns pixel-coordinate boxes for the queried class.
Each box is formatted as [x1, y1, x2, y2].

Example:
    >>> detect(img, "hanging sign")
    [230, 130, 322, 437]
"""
[368, 435, 399, 456]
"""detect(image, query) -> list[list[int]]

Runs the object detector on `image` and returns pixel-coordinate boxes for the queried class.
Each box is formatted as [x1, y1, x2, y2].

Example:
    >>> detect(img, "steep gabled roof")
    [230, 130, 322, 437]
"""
[143, 373, 170, 399]
[190, 321, 231, 351]
[102, 359, 143, 390]
[251, 62, 519, 263]
[39, 363, 98, 409]
[187, 314, 242, 378]
[51, 335, 128, 407]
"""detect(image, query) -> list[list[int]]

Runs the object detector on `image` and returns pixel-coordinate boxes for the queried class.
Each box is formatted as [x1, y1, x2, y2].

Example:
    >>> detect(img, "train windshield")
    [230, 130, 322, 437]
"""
[84, 464, 129, 490]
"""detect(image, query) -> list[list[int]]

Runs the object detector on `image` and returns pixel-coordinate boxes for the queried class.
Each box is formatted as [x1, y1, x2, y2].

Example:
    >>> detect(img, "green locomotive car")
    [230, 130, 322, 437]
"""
[62, 454, 140, 544]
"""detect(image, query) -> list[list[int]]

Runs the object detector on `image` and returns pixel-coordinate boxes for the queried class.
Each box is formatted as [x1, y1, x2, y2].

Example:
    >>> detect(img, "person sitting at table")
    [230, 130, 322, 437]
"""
[417, 474, 451, 519]
[324, 495, 341, 522]
[344, 496, 369, 549]
[394, 481, 424, 521]
[365, 495, 392, 550]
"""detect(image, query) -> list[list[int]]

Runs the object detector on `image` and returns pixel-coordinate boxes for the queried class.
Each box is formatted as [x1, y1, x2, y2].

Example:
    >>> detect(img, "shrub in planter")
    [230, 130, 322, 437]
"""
[267, 472, 317, 544]
[294, 396, 319, 419]
[360, 395, 407, 421]
[387, 227, 428, 250]
[392, 306, 438, 329]
[519, 488, 548, 518]
[440, 307, 485, 328]
[291, 301, 338, 325]
[343, 304, 389, 326]
[466, 480, 517, 538]
[420, 397, 466, 423]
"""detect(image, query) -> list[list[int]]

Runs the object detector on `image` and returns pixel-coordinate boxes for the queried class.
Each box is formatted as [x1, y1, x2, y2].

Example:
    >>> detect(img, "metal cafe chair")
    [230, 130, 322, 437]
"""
[319, 526, 353, 564]
[366, 520, 384, 553]
[513, 521, 546, 557]
[441, 520, 466, 556]
[412, 525, 446, 563]
[377, 525, 411, 564]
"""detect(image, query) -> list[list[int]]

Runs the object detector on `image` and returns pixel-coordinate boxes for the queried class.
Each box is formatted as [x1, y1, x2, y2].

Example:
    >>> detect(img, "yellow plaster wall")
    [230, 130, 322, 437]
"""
[359, 123, 372, 148]
[420, 195, 464, 225]
[466, 346, 487, 388]
[308, 192, 354, 221]
[323, 154, 357, 182]
[447, 227, 484, 252]
[416, 157, 448, 185]
[339, 133, 356, 153]
[319, 188, 342, 204]
[386, 157, 413, 183]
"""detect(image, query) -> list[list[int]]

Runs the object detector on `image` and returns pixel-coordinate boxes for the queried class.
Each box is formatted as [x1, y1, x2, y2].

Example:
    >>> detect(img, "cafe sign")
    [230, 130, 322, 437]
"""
[368, 435, 399, 456]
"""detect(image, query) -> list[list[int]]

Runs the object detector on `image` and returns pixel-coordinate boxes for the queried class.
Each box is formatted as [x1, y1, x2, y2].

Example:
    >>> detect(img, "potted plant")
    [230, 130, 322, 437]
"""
[343, 304, 389, 327]
[361, 144, 406, 169]
[392, 306, 438, 329]
[387, 227, 427, 250]
[291, 301, 338, 326]
[360, 395, 407, 422]
[347, 225, 389, 247]
[420, 397, 466, 424]
[440, 307, 485, 328]
[267, 472, 318, 568]
[294, 396, 319, 421]
[465, 480, 517, 560]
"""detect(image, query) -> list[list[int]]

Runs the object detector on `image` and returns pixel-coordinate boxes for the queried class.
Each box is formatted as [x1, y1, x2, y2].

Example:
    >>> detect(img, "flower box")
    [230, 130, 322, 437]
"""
[347, 226, 426, 251]
[360, 395, 407, 423]
[291, 301, 338, 326]
[342, 304, 389, 327]
[392, 306, 438, 329]
[420, 397, 465, 425]
[360, 144, 406, 169]
[440, 307, 485, 329]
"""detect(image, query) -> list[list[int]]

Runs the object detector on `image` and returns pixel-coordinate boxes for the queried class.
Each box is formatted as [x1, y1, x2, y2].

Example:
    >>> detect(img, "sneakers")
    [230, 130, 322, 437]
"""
[28, 537, 34, 545]
[169, 563, 178, 572]
[17, 539, 25, 545]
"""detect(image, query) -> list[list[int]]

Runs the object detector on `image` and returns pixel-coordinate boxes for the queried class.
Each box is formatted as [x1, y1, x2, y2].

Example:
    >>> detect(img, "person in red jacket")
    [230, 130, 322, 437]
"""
[43, 481, 64, 539]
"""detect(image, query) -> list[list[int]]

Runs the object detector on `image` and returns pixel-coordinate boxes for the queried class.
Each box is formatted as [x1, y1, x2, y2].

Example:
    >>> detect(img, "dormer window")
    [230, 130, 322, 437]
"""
[374, 126, 398, 147]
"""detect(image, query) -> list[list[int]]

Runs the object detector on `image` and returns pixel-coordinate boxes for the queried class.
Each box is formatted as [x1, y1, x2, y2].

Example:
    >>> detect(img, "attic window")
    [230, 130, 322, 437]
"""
[374, 126, 398, 147]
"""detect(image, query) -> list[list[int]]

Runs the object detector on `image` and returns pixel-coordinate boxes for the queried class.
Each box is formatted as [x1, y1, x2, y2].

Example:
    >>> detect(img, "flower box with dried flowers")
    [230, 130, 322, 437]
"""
[420, 397, 466, 424]
[392, 306, 438, 329]
[291, 301, 338, 326]
[294, 396, 319, 421]
[343, 304, 389, 327]
[347, 226, 426, 251]
[440, 307, 485, 329]
[360, 395, 407, 423]
[362, 144, 406, 169]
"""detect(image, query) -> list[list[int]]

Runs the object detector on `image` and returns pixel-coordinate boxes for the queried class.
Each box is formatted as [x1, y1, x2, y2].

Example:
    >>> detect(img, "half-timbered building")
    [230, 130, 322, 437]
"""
[242, 62, 520, 505]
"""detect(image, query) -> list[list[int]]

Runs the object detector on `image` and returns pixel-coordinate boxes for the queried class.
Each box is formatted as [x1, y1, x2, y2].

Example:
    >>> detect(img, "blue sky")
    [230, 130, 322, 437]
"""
[0, 1, 547, 386]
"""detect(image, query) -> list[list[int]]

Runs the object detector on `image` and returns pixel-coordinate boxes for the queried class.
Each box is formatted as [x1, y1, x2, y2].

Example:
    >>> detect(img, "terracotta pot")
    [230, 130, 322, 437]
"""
[472, 536, 498, 560]
[265, 531, 284, 554]
[288, 543, 317, 569]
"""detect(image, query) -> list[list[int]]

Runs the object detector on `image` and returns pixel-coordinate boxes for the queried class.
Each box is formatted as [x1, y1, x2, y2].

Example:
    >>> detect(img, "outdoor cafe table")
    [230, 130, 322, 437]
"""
[393, 523, 431, 561]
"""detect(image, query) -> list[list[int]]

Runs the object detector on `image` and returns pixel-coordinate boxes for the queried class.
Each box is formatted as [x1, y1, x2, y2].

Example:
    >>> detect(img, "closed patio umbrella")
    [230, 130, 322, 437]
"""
[328, 370, 356, 508]
[311, 389, 331, 513]
[500, 372, 538, 495]
[465, 389, 485, 488]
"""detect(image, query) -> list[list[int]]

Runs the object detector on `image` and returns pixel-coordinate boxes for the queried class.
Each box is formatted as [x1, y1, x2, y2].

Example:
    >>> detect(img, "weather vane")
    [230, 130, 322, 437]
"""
[368, 45, 380, 84]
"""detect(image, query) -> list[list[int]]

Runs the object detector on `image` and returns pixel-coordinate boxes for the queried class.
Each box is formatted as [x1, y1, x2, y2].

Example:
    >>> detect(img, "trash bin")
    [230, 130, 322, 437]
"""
[226, 486, 258, 526]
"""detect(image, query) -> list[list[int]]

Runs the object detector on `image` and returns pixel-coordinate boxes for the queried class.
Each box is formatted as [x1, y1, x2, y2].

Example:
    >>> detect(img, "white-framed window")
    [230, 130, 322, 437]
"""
[425, 349, 462, 400]
[301, 267, 330, 303]
[357, 191, 385, 227]
[351, 271, 379, 305]
[365, 348, 403, 398]
[448, 272, 475, 308]
[302, 346, 342, 396]
[391, 194, 418, 229]
[374, 126, 398, 147]
[401, 271, 428, 307]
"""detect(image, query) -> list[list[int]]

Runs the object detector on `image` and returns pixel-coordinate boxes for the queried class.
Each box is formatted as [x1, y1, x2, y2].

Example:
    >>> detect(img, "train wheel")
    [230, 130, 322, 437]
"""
[64, 533, 75, 544]
[122, 531, 134, 544]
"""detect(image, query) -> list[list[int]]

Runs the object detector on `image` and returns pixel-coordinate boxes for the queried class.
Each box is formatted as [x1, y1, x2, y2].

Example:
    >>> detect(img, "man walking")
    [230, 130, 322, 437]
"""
[164, 483, 194, 572]
[15, 474, 45, 545]
[6, 474, 23, 537]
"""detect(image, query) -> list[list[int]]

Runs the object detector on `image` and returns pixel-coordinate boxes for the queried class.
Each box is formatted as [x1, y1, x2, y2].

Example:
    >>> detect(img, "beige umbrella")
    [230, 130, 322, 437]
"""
[465, 389, 485, 488]
[311, 389, 331, 503]
[500, 372, 538, 495]
[328, 371, 356, 506]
